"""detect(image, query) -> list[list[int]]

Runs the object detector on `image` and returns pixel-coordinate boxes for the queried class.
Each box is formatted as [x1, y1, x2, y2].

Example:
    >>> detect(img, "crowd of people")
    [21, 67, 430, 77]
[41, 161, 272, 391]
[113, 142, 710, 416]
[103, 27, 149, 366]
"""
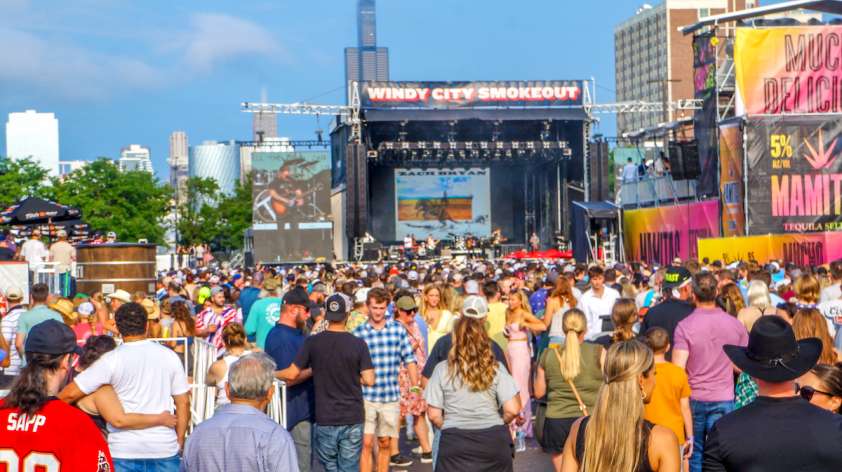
[1, 254, 842, 471]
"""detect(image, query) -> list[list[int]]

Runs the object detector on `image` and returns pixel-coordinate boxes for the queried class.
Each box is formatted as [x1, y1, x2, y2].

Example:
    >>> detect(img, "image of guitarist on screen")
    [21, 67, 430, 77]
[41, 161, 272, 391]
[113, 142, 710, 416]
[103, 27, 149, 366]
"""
[267, 161, 306, 222]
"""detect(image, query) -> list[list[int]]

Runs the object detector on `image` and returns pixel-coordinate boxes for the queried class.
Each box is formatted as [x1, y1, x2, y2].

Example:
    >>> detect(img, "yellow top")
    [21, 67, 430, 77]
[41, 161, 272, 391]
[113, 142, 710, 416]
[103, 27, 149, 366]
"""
[643, 361, 691, 443]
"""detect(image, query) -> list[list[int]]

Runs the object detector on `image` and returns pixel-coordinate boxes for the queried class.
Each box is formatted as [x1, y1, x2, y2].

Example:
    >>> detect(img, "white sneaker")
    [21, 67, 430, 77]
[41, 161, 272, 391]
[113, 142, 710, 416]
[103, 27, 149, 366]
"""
[412, 446, 423, 455]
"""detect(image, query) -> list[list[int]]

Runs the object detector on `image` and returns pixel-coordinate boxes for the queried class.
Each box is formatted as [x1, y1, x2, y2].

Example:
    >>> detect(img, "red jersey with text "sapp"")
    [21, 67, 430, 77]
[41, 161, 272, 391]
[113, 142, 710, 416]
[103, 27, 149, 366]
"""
[0, 399, 113, 471]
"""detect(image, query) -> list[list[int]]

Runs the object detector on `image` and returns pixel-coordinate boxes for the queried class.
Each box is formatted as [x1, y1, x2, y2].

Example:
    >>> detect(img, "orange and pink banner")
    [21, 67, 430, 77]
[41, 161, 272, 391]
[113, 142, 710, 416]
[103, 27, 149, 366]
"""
[623, 200, 720, 265]
[736, 26, 842, 115]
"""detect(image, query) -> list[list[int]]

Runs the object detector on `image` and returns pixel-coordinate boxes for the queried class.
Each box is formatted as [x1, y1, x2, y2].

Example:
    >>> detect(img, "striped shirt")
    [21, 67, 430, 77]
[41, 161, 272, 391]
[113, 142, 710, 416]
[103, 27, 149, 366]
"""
[1, 305, 25, 375]
[353, 319, 416, 403]
[195, 305, 241, 350]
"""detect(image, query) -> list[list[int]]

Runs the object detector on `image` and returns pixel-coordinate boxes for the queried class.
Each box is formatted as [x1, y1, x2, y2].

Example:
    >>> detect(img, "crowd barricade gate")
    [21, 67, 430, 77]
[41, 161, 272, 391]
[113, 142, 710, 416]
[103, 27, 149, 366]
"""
[268, 379, 288, 429]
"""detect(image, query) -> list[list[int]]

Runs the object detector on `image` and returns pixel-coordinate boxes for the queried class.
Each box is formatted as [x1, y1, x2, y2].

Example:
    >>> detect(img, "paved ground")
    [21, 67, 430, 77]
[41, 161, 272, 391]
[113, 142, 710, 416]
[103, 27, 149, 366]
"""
[314, 430, 554, 471]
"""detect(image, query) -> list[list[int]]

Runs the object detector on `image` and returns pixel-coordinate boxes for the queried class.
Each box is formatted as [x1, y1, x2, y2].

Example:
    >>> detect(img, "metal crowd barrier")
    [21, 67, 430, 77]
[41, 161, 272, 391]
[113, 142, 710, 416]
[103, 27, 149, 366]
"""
[268, 379, 288, 429]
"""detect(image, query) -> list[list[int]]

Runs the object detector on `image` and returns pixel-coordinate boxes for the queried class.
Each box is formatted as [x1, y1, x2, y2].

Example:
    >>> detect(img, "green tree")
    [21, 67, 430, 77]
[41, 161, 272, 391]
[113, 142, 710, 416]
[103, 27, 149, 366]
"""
[215, 176, 253, 250]
[176, 177, 221, 247]
[51, 159, 172, 244]
[0, 157, 51, 206]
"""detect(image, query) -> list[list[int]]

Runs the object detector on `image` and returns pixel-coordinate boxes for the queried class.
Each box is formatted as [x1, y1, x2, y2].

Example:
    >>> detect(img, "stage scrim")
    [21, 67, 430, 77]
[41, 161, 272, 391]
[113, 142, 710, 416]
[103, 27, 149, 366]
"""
[394, 167, 490, 240]
[251, 151, 332, 262]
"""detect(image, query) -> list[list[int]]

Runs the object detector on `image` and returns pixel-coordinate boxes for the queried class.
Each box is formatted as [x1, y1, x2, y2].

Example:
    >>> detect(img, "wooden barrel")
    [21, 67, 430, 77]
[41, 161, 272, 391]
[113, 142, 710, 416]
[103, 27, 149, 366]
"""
[75, 244, 157, 296]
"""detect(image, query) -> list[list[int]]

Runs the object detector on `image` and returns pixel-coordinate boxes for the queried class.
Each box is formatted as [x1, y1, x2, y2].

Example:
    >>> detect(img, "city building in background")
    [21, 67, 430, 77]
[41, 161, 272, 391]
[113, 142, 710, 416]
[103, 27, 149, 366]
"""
[5, 110, 60, 176]
[58, 160, 88, 177]
[613, 0, 752, 135]
[344, 0, 389, 101]
[169, 131, 189, 202]
[252, 89, 278, 142]
[118, 144, 153, 173]
[189, 140, 241, 196]
[239, 137, 295, 182]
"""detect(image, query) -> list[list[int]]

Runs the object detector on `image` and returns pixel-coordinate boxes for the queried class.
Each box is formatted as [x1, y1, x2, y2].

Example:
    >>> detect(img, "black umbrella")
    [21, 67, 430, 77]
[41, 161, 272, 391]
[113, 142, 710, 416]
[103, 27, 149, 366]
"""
[0, 197, 81, 224]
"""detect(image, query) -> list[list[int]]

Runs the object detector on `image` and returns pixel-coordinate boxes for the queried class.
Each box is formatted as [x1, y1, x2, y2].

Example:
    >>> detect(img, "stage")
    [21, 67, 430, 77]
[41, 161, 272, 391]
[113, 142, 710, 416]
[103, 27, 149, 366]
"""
[330, 80, 592, 260]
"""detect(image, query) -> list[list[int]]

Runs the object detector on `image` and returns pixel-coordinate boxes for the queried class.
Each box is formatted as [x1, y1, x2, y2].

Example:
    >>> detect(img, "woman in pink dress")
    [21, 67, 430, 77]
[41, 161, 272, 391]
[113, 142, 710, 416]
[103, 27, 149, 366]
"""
[396, 296, 432, 461]
[505, 290, 546, 439]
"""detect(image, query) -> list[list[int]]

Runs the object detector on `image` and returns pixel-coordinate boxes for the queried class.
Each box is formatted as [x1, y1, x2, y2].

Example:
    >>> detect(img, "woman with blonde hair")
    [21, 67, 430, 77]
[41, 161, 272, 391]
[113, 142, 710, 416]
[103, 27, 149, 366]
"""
[561, 339, 680, 472]
[595, 298, 638, 348]
[534, 309, 604, 471]
[420, 284, 454, 351]
[424, 296, 522, 471]
[793, 308, 840, 364]
[544, 277, 579, 344]
[737, 280, 777, 332]
[205, 322, 252, 406]
[505, 289, 546, 439]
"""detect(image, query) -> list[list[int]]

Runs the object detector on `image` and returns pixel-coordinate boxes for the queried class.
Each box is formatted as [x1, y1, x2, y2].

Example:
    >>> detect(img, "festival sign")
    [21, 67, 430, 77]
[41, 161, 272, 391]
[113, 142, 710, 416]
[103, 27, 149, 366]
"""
[735, 26, 842, 115]
[698, 232, 842, 266]
[622, 200, 720, 266]
[360, 81, 584, 109]
[719, 121, 745, 236]
[745, 115, 842, 234]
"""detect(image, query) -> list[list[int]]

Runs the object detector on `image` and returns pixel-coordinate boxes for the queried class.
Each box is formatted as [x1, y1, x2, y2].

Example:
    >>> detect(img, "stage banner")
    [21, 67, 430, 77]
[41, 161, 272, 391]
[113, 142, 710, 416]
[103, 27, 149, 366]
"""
[699, 232, 842, 266]
[745, 115, 842, 235]
[735, 26, 842, 115]
[623, 200, 720, 265]
[360, 81, 584, 109]
[251, 151, 332, 262]
[394, 167, 491, 240]
[694, 32, 719, 196]
[719, 121, 745, 236]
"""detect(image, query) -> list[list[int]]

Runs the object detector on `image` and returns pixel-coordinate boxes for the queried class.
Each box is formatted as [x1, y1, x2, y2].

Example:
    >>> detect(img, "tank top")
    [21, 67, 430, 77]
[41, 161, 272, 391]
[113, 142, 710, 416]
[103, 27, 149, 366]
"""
[574, 416, 655, 472]
[216, 350, 251, 405]
[548, 303, 574, 338]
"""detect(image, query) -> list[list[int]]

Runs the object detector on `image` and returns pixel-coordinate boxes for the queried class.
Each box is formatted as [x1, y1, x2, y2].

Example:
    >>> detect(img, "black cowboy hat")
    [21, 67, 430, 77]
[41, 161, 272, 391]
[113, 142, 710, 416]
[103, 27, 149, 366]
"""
[723, 316, 822, 383]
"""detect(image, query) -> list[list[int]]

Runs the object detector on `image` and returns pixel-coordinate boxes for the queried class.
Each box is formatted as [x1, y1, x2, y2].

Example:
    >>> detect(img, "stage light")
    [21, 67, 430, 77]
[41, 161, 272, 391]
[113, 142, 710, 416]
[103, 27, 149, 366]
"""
[458, 150, 467, 159]
[470, 149, 480, 158]
[401, 142, 410, 150]
[433, 141, 442, 149]
[385, 142, 395, 150]
[464, 141, 474, 150]
[418, 141, 427, 149]
[527, 141, 536, 150]
[496, 141, 505, 150]
[423, 150, 432, 159]
[480, 141, 489, 150]
[512, 141, 520, 149]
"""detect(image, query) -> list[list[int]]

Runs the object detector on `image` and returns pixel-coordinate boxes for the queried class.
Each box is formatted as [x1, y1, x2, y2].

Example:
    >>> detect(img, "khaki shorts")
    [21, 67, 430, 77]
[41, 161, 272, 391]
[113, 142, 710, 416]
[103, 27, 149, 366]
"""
[363, 400, 400, 438]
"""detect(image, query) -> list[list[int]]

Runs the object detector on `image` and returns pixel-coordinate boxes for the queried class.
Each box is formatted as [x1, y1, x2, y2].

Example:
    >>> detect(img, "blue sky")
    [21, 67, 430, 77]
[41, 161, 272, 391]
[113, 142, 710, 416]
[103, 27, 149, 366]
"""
[0, 0, 767, 178]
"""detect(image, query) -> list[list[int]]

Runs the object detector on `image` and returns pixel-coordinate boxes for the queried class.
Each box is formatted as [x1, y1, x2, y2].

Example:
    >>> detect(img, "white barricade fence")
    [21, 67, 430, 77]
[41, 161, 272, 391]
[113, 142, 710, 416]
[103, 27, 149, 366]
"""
[268, 379, 288, 429]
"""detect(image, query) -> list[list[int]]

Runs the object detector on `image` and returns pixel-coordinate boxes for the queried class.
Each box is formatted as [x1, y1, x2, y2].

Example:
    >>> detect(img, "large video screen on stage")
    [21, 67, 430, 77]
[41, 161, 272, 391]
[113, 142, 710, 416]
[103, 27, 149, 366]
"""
[251, 151, 332, 262]
[394, 167, 491, 240]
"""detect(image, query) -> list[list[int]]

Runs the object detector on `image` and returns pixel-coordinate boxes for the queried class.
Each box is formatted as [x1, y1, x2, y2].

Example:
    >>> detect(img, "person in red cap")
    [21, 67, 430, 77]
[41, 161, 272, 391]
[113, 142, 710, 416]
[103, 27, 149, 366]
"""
[0, 319, 114, 471]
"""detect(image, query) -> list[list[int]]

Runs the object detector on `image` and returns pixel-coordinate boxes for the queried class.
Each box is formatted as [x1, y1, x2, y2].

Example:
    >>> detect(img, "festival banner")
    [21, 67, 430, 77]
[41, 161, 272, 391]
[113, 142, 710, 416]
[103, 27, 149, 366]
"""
[745, 115, 842, 234]
[694, 32, 719, 195]
[698, 232, 842, 266]
[735, 26, 842, 115]
[719, 120, 745, 236]
[623, 200, 720, 265]
[360, 81, 584, 109]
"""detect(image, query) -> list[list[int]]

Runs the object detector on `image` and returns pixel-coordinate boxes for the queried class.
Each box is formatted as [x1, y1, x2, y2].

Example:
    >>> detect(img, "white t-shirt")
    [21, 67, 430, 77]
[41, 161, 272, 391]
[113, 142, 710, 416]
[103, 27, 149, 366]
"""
[820, 283, 842, 304]
[74, 340, 189, 459]
[20, 239, 48, 265]
[622, 163, 638, 182]
[578, 286, 621, 340]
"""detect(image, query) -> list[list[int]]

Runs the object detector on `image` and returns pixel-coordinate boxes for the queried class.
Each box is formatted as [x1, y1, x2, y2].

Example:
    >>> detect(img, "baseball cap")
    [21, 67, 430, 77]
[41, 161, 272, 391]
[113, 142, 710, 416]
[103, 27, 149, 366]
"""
[283, 287, 310, 306]
[210, 286, 225, 296]
[464, 279, 480, 295]
[106, 231, 117, 238]
[407, 270, 419, 281]
[355, 287, 370, 304]
[76, 301, 95, 317]
[5, 287, 23, 301]
[311, 281, 327, 293]
[461, 295, 489, 319]
[325, 293, 351, 321]
[56, 229, 67, 238]
[197, 286, 212, 304]
[395, 296, 417, 312]
[663, 267, 692, 289]
[25, 319, 83, 356]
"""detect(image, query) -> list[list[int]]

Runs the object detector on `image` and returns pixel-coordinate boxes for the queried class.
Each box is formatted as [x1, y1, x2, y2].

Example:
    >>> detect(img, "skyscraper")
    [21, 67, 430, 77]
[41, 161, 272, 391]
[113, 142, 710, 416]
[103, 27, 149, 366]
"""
[5, 110, 60, 176]
[189, 140, 241, 196]
[118, 144, 153, 173]
[169, 131, 189, 202]
[613, 0, 752, 135]
[345, 0, 389, 102]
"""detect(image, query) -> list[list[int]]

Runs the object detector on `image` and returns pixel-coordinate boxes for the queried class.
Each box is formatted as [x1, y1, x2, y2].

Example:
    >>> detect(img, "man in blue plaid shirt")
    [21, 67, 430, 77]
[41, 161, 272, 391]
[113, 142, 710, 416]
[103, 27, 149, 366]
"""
[353, 288, 419, 472]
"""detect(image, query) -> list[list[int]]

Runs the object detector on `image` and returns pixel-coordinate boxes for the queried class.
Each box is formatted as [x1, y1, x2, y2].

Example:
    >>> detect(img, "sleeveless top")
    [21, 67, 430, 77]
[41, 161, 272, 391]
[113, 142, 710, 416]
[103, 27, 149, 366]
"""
[216, 350, 251, 405]
[548, 302, 574, 338]
[575, 416, 656, 472]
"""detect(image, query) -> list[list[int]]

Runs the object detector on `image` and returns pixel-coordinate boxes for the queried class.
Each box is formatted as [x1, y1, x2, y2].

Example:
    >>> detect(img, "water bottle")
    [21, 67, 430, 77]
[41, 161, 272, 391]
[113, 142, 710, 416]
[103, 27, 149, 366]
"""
[515, 431, 526, 452]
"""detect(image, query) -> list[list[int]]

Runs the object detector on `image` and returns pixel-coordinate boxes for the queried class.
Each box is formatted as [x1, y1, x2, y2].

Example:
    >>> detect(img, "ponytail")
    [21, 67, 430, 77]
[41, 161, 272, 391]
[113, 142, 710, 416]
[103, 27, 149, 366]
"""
[611, 298, 638, 344]
[559, 308, 587, 381]
[5, 352, 66, 416]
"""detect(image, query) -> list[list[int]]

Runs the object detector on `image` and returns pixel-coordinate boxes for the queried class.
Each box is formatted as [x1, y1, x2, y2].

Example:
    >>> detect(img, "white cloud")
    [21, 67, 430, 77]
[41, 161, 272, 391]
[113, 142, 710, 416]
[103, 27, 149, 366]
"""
[0, 27, 166, 100]
[183, 13, 286, 71]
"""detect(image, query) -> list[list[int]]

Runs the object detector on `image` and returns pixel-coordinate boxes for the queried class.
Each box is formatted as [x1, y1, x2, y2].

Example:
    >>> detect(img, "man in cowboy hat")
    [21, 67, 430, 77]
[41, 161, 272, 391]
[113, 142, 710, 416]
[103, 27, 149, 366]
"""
[703, 316, 842, 471]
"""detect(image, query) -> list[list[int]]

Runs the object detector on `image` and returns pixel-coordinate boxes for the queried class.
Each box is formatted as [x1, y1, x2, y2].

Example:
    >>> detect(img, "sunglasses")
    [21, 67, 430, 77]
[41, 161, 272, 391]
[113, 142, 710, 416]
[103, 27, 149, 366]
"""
[797, 384, 834, 401]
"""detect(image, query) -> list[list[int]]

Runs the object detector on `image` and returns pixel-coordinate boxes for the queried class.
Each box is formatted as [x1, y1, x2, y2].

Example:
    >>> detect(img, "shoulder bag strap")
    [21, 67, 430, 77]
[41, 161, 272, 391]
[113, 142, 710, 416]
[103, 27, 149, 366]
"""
[551, 347, 589, 416]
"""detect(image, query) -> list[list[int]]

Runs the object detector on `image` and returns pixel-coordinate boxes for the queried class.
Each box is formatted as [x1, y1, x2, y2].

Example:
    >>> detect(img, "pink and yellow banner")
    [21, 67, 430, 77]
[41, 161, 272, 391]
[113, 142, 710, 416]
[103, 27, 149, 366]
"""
[698, 232, 842, 266]
[736, 26, 842, 115]
[719, 122, 745, 236]
[623, 200, 720, 265]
